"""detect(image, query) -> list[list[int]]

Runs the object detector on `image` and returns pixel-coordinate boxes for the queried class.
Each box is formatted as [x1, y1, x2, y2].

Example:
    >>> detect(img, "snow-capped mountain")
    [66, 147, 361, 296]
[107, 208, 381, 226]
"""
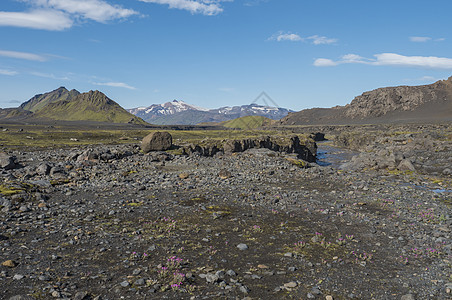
[128, 100, 293, 125]
[127, 100, 208, 117]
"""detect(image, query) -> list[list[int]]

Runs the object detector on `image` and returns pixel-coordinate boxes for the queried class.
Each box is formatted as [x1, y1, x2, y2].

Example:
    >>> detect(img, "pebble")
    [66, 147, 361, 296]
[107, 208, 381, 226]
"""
[2, 260, 17, 268]
[284, 281, 297, 288]
[119, 281, 129, 287]
[237, 243, 248, 250]
[239, 285, 250, 294]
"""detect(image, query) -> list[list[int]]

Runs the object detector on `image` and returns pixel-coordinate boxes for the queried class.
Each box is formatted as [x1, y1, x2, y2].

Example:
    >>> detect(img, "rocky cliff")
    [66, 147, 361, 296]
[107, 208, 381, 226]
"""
[279, 76, 452, 125]
[343, 76, 452, 119]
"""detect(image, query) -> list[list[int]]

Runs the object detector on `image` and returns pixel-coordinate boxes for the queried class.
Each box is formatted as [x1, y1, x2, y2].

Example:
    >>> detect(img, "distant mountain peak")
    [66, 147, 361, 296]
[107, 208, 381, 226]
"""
[15, 87, 146, 125]
[20, 86, 80, 112]
[128, 100, 292, 125]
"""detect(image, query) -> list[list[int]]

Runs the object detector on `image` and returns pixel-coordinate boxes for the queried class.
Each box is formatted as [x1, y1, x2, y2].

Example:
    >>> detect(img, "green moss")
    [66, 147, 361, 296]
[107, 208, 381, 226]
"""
[50, 179, 71, 186]
[0, 184, 24, 195]
[33, 90, 147, 125]
[286, 157, 309, 168]
[220, 116, 274, 129]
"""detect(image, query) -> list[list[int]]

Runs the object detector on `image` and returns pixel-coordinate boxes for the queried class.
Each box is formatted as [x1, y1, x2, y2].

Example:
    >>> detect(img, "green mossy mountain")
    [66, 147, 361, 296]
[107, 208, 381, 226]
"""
[32, 90, 147, 125]
[219, 115, 274, 129]
[20, 87, 80, 112]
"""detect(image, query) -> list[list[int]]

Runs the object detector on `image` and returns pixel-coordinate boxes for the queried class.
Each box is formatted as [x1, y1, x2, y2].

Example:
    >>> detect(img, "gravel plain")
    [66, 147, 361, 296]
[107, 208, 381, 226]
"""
[0, 128, 451, 300]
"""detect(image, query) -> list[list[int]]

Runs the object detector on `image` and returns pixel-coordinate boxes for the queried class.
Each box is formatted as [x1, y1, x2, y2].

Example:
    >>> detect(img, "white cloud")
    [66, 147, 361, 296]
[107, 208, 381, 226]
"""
[30, 71, 70, 80]
[0, 9, 72, 31]
[306, 35, 337, 45]
[244, 0, 269, 6]
[410, 36, 446, 43]
[0, 69, 18, 76]
[0, 0, 137, 31]
[313, 58, 337, 67]
[269, 31, 337, 44]
[410, 36, 431, 42]
[268, 32, 303, 42]
[341, 54, 366, 63]
[374, 53, 452, 69]
[314, 53, 452, 70]
[139, 0, 229, 16]
[418, 76, 436, 81]
[0, 49, 47, 61]
[34, 0, 138, 22]
[93, 82, 137, 90]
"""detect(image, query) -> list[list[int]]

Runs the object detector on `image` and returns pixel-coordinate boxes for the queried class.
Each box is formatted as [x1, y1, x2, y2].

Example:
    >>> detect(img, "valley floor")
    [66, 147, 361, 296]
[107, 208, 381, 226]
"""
[0, 125, 451, 300]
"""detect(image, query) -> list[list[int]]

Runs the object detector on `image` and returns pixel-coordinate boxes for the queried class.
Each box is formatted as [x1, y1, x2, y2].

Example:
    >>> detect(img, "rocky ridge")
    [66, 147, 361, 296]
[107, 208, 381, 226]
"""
[279, 76, 452, 125]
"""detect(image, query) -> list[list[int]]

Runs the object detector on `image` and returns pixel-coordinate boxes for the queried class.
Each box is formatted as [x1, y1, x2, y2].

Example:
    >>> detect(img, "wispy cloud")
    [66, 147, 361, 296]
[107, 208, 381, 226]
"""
[410, 36, 445, 43]
[403, 76, 438, 83]
[269, 31, 337, 44]
[0, 0, 138, 31]
[0, 9, 73, 31]
[30, 71, 70, 80]
[93, 81, 137, 90]
[244, 0, 269, 7]
[306, 35, 337, 45]
[410, 36, 431, 42]
[269, 32, 302, 42]
[0, 50, 47, 61]
[139, 0, 231, 16]
[314, 53, 452, 70]
[0, 69, 18, 76]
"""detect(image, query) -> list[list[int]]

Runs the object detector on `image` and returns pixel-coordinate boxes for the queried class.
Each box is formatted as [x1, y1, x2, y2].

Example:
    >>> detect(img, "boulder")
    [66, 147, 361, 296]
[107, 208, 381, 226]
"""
[141, 132, 172, 153]
[398, 159, 416, 172]
[0, 153, 17, 170]
[310, 132, 326, 141]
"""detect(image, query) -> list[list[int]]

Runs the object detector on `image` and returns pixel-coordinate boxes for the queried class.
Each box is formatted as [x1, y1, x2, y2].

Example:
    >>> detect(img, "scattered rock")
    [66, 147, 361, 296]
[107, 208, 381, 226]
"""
[0, 153, 17, 169]
[284, 281, 298, 288]
[236, 243, 248, 250]
[398, 159, 416, 172]
[219, 169, 232, 179]
[2, 260, 17, 268]
[141, 131, 173, 153]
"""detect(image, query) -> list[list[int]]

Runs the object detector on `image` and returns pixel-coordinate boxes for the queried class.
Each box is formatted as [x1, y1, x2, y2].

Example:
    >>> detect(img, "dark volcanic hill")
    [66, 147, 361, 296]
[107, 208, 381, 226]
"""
[20, 87, 80, 112]
[32, 90, 146, 125]
[280, 76, 452, 125]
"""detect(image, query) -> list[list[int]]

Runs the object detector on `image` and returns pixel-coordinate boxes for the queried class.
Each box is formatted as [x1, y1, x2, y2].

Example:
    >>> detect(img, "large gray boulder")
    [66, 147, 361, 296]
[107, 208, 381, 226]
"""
[0, 153, 17, 170]
[141, 132, 172, 153]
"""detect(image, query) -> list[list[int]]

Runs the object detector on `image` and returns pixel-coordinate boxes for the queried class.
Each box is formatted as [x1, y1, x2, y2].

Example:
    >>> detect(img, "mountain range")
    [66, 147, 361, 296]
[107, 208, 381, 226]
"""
[279, 76, 452, 125]
[127, 100, 293, 125]
[1, 77, 451, 126]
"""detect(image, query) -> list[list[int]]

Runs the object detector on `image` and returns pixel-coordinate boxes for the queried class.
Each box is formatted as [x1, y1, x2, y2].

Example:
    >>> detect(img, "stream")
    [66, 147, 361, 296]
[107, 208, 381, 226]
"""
[315, 141, 358, 169]
[315, 141, 452, 194]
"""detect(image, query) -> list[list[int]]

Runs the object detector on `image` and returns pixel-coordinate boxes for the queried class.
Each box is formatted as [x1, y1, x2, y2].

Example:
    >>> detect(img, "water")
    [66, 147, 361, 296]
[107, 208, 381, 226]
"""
[316, 142, 358, 168]
[315, 142, 452, 195]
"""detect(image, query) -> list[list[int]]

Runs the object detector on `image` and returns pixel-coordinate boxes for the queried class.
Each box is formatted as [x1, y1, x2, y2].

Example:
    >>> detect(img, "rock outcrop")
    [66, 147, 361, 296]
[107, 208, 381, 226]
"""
[279, 76, 452, 125]
[344, 76, 452, 119]
[141, 132, 173, 153]
[181, 135, 317, 162]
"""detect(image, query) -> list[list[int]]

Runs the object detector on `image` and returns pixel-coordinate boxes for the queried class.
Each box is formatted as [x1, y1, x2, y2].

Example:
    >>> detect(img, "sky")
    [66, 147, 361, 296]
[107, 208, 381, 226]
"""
[1, 0, 452, 111]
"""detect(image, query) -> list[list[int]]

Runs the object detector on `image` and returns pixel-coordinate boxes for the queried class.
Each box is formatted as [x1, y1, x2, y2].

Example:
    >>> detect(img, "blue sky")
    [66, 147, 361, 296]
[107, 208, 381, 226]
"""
[1, 0, 452, 111]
